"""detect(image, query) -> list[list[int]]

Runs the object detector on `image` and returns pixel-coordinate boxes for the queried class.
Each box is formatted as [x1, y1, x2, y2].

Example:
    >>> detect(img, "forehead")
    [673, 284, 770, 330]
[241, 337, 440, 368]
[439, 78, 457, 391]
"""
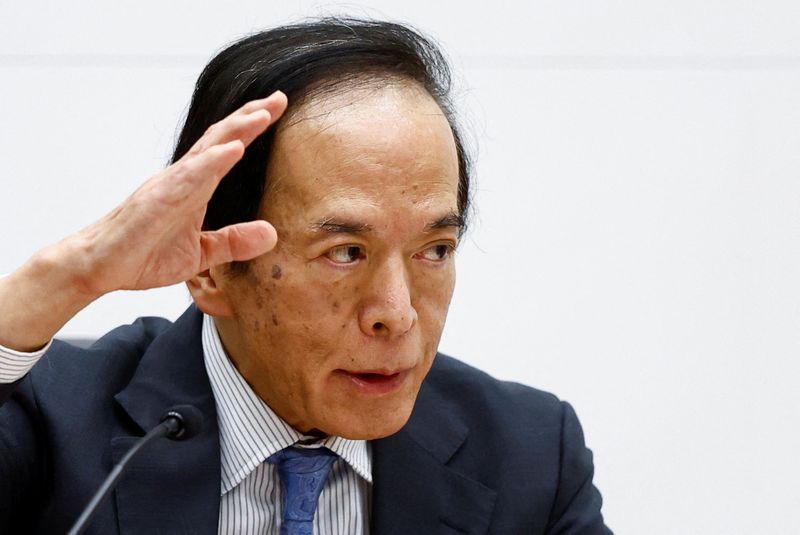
[263, 82, 459, 219]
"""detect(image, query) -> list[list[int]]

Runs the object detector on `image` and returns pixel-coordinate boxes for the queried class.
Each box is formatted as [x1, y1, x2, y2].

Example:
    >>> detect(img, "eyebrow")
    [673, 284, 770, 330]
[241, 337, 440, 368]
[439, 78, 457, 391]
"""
[309, 211, 464, 235]
[310, 218, 374, 234]
[425, 212, 464, 232]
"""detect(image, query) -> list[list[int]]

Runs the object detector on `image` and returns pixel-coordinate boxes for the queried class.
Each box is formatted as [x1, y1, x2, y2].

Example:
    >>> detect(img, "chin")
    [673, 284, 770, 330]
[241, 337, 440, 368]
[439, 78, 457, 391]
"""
[324, 403, 415, 440]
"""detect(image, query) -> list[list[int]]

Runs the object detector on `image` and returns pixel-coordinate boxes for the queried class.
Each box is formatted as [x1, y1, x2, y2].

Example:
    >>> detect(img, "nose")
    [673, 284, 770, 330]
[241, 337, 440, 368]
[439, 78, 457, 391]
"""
[358, 257, 417, 338]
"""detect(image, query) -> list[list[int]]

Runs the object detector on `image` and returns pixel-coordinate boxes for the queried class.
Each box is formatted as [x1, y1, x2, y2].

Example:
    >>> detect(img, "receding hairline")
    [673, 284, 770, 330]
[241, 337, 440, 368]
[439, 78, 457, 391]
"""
[275, 73, 439, 132]
[263, 74, 454, 201]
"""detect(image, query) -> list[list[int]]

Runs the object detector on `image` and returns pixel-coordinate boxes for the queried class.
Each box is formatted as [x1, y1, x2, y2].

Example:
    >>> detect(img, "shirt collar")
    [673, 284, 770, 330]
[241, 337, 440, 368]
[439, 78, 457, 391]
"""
[201, 314, 372, 495]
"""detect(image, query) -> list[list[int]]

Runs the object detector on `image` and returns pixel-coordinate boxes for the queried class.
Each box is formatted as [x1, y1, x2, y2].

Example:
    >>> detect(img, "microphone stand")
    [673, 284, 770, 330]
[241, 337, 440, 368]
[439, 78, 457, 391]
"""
[67, 416, 182, 535]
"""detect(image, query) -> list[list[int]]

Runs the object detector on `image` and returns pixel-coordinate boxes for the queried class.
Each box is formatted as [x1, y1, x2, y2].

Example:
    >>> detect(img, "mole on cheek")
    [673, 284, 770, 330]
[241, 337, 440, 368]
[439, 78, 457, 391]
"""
[332, 301, 340, 311]
[271, 314, 279, 327]
[271, 265, 282, 279]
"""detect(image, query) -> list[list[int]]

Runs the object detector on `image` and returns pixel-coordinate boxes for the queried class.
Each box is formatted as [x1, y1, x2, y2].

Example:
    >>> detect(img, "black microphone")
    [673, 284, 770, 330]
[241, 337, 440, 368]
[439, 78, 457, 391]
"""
[159, 404, 204, 441]
[67, 405, 204, 535]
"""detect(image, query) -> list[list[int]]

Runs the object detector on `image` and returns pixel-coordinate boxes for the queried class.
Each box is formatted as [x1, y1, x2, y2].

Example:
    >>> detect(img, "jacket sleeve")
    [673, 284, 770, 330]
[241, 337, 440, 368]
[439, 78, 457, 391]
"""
[0, 376, 50, 530]
[546, 401, 613, 535]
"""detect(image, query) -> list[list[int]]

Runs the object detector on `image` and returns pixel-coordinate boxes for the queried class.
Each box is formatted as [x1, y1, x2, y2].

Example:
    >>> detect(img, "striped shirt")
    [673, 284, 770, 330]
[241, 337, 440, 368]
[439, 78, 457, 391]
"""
[0, 315, 371, 534]
[202, 314, 371, 534]
[0, 339, 50, 382]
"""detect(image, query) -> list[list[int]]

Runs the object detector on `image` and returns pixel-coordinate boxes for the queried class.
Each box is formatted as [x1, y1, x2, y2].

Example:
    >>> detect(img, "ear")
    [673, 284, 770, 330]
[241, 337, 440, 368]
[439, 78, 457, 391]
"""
[186, 267, 234, 317]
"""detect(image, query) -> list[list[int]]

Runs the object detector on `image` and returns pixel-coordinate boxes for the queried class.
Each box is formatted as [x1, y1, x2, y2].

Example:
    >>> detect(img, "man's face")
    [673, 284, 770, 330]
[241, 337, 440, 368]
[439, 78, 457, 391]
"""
[213, 82, 460, 439]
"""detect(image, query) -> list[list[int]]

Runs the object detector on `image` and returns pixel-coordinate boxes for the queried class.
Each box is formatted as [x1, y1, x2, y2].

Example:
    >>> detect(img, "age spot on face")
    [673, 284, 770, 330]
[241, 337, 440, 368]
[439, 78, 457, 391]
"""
[271, 265, 283, 279]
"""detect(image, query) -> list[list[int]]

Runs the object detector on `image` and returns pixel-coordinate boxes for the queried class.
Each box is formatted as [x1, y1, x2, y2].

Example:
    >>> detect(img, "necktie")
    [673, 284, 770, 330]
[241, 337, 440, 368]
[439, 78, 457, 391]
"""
[267, 446, 338, 535]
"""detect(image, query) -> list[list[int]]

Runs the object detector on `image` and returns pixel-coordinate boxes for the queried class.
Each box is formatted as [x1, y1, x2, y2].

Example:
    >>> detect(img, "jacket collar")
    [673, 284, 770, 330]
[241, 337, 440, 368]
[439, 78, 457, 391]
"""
[112, 306, 220, 535]
[371, 356, 497, 534]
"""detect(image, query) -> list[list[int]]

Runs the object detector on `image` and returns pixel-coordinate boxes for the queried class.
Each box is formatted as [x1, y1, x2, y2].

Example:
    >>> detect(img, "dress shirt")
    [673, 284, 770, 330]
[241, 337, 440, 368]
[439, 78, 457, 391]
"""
[202, 314, 371, 534]
[0, 340, 50, 382]
[0, 315, 371, 534]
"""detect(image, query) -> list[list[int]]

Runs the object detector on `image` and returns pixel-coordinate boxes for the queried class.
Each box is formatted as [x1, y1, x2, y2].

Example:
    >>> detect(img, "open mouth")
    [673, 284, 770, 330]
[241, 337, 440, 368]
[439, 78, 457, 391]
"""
[339, 369, 408, 395]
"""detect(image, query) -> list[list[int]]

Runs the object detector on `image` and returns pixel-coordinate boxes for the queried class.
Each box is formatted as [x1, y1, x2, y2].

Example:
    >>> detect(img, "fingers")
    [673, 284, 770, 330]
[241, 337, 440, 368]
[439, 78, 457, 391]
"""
[187, 109, 269, 157]
[175, 139, 246, 203]
[236, 90, 288, 120]
[187, 90, 288, 156]
[199, 220, 278, 269]
[168, 90, 288, 203]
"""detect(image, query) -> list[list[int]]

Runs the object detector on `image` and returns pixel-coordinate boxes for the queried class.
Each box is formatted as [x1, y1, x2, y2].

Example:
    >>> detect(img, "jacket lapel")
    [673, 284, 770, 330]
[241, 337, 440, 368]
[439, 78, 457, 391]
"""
[111, 306, 220, 535]
[371, 362, 497, 534]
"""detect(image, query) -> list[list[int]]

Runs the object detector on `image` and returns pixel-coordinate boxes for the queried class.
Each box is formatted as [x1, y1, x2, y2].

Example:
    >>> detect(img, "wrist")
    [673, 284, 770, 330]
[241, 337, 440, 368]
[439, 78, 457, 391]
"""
[0, 237, 104, 351]
[29, 236, 105, 306]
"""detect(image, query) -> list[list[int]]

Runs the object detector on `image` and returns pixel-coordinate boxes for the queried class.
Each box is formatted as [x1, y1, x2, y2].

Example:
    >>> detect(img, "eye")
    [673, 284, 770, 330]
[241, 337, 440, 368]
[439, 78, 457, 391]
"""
[417, 243, 454, 262]
[326, 245, 365, 264]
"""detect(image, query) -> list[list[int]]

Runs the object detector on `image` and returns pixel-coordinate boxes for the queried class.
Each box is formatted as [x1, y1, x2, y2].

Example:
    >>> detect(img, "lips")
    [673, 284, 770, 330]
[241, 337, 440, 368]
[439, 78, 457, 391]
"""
[353, 371, 399, 381]
[338, 369, 409, 395]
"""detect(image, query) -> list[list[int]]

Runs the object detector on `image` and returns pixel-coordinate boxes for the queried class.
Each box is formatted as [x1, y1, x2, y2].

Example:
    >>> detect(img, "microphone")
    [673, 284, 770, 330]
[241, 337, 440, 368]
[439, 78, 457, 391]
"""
[159, 404, 204, 441]
[67, 405, 204, 535]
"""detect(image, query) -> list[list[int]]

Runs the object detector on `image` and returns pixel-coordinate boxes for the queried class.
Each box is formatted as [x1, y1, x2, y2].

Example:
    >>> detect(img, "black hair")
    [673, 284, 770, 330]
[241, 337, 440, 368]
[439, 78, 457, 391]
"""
[172, 17, 471, 268]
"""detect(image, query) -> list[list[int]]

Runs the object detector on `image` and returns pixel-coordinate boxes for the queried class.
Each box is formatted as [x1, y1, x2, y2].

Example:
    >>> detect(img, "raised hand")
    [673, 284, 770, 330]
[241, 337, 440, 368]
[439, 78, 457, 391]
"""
[0, 91, 288, 351]
[78, 91, 288, 294]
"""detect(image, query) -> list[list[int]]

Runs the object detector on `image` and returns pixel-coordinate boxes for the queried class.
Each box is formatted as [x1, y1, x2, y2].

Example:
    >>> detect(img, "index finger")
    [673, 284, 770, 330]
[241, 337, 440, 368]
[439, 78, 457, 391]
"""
[186, 91, 289, 157]
[234, 90, 289, 118]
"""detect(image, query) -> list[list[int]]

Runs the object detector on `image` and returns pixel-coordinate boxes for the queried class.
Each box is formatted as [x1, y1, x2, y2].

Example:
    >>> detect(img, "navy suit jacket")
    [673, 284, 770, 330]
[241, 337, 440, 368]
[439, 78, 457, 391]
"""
[0, 306, 610, 534]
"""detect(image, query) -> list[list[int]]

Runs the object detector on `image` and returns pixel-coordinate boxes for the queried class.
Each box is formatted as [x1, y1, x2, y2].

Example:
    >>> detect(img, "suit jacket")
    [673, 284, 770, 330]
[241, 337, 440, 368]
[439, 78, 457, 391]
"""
[0, 306, 610, 534]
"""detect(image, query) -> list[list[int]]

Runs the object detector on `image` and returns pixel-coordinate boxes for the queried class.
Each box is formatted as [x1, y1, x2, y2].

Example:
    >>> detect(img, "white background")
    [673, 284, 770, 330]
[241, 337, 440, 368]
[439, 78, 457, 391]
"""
[2, 2, 799, 533]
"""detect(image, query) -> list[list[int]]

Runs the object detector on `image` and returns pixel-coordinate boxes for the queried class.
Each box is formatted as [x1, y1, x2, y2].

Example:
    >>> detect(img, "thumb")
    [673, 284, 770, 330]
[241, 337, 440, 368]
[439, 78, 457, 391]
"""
[200, 221, 278, 269]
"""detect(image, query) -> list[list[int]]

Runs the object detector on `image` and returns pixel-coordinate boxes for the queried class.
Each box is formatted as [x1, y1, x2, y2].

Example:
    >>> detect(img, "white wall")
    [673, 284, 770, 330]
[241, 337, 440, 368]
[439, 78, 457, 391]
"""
[2, 2, 798, 533]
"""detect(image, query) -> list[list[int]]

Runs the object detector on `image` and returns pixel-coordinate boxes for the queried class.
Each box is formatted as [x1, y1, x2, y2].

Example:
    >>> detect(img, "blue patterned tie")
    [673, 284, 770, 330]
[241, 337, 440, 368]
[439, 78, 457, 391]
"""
[267, 446, 338, 535]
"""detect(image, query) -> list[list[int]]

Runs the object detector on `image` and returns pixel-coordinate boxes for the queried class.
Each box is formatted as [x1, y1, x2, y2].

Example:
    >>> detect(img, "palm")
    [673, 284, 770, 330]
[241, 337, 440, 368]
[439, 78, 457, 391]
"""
[78, 92, 286, 295]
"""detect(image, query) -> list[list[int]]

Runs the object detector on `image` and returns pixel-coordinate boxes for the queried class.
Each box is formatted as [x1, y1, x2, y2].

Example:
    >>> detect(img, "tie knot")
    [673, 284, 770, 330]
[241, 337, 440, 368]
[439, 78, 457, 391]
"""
[268, 446, 338, 472]
[267, 446, 339, 534]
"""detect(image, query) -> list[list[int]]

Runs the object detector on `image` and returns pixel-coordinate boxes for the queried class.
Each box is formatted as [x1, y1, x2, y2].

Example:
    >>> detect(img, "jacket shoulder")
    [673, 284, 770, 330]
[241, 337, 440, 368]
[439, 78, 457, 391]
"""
[420, 354, 608, 533]
[426, 352, 564, 427]
[31, 316, 174, 397]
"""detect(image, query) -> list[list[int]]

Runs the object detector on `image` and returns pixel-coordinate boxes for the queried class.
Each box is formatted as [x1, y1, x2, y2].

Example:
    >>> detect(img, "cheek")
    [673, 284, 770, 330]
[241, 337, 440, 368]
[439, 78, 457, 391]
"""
[414, 265, 456, 322]
[243, 258, 361, 346]
[406, 267, 455, 366]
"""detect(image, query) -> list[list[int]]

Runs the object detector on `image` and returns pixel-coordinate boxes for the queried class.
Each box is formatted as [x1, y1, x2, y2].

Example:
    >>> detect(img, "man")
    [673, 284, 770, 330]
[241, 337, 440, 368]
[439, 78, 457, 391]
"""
[0, 18, 611, 534]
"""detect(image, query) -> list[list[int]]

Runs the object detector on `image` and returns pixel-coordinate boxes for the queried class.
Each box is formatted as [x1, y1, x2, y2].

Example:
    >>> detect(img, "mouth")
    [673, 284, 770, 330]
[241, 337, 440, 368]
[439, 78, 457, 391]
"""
[338, 369, 410, 395]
